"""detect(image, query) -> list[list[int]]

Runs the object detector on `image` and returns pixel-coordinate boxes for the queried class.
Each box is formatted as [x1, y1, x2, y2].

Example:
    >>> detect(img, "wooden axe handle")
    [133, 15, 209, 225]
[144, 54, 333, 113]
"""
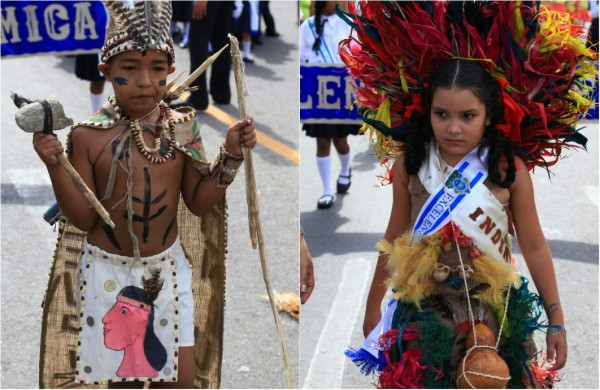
[56, 153, 115, 228]
[12, 94, 115, 229]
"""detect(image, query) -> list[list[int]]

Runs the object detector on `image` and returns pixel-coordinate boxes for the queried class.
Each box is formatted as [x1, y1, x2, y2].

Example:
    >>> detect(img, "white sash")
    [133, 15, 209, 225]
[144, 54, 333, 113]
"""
[413, 142, 511, 263]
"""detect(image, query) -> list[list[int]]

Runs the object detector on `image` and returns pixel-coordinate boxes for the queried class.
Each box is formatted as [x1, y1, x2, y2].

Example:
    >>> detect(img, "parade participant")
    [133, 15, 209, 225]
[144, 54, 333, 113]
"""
[300, 1, 360, 209]
[339, 2, 596, 388]
[32, 1, 256, 387]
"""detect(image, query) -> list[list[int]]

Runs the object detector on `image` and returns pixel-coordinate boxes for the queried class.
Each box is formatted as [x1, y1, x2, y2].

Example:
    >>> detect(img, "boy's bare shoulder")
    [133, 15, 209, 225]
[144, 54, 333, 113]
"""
[69, 124, 126, 151]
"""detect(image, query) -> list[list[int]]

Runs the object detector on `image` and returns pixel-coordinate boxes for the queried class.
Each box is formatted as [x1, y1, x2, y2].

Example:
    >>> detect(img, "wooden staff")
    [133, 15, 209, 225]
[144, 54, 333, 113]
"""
[228, 35, 293, 389]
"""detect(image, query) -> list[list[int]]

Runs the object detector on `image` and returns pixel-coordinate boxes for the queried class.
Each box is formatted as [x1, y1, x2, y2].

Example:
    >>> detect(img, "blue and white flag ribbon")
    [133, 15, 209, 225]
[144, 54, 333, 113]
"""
[411, 143, 488, 243]
[414, 142, 512, 262]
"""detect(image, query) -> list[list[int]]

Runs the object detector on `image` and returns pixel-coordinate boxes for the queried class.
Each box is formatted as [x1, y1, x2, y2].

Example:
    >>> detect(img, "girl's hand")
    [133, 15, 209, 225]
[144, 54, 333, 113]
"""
[546, 327, 567, 370]
[300, 234, 315, 304]
[224, 117, 256, 156]
[33, 132, 64, 167]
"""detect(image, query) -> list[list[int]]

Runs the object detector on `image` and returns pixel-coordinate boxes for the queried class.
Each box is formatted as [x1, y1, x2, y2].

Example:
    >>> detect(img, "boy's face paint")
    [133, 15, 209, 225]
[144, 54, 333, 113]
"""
[100, 50, 174, 118]
[430, 87, 491, 166]
[114, 77, 128, 86]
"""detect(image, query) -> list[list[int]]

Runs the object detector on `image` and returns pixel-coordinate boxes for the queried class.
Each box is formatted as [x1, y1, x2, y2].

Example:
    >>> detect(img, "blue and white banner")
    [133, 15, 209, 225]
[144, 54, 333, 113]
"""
[413, 142, 512, 263]
[412, 144, 488, 243]
[1, 1, 107, 58]
[300, 64, 361, 124]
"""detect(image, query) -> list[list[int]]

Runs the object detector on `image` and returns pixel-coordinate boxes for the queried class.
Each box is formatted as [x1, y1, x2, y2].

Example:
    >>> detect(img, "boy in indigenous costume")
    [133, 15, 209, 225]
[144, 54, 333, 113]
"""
[338, 1, 597, 388]
[32, 1, 256, 387]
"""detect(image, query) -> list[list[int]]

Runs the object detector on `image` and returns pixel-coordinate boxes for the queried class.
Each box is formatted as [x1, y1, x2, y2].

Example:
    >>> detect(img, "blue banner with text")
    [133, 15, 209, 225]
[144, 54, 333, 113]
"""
[1, 1, 107, 57]
[300, 64, 361, 124]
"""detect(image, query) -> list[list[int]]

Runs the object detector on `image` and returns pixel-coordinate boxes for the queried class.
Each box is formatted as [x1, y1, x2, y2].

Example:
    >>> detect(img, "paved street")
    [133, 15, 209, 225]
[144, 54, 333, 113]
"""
[1, 3, 298, 389]
[299, 122, 599, 388]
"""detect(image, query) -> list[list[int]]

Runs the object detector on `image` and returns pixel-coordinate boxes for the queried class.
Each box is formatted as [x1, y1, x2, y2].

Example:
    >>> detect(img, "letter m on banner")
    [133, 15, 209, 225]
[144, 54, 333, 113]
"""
[1, 1, 107, 58]
[300, 64, 362, 124]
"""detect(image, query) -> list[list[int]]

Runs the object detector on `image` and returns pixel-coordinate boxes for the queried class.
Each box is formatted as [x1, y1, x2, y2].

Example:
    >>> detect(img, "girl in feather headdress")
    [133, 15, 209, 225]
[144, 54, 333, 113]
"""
[340, 1, 596, 388]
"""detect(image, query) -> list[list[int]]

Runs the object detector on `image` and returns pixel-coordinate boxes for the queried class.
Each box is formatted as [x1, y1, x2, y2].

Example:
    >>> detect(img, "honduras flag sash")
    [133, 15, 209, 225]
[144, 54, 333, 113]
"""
[414, 141, 511, 263]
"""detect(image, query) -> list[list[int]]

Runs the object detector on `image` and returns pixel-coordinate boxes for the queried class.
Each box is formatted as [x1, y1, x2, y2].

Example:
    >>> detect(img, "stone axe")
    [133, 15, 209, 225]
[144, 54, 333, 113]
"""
[11, 92, 115, 228]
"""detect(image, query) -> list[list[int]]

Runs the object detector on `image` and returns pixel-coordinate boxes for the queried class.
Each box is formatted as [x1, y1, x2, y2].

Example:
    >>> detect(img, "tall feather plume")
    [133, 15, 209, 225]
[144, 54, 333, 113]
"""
[132, 1, 151, 50]
[103, 1, 133, 33]
[142, 267, 164, 306]
[152, 1, 172, 47]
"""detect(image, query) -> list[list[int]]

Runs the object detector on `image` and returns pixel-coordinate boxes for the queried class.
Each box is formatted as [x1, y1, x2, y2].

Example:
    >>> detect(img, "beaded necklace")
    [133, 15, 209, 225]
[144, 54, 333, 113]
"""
[125, 100, 177, 164]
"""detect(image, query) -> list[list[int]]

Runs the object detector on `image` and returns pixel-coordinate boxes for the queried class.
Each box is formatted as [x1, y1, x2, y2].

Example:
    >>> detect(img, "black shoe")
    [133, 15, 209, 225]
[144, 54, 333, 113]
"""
[252, 37, 264, 45]
[243, 57, 255, 64]
[266, 31, 280, 37]
[337, 169, 352, 194]
[317, 194, 334, 209]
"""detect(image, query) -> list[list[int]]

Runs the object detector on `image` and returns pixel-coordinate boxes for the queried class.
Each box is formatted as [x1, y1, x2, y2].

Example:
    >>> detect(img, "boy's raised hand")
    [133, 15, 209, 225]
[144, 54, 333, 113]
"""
[224, 117, 256, 156]
[33, 132, 64, 167]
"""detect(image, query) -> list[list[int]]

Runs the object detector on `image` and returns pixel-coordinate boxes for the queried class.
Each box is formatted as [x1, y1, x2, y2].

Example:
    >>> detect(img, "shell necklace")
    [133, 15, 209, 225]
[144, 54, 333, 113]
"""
[129, 101, 177, 164]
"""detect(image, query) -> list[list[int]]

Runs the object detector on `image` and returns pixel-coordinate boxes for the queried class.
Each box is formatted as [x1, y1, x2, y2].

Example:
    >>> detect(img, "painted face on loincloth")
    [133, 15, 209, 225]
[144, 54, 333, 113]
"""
[102, 295, 150, 350]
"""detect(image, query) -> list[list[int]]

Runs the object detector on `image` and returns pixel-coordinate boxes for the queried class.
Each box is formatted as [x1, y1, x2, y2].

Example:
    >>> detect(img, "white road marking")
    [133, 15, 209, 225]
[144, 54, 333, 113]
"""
[5, 168, 57, 234]
[303, 258, 372, 389]
[583, 185, 599, 208]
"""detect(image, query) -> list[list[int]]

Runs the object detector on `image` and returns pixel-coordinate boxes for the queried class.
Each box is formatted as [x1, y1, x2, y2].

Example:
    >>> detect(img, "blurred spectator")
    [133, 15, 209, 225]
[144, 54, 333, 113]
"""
[260, 1, 279, 37]
[300, 1, 360, 209]
[233, 1, 261, 63]
[299, 0, 312, 25]
[171, 1, 192, 48]
[74, 53, 105, 114]
[187, 1, 234, 110]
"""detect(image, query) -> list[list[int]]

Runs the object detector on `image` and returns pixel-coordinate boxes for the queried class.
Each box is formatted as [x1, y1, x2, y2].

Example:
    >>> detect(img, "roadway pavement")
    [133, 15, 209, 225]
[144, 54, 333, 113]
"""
[299, 121, 599, 389]
[1, 2, 299, 389]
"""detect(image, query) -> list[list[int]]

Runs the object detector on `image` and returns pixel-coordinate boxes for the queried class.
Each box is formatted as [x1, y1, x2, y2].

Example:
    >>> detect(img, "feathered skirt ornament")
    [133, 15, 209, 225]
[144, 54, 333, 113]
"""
[338, 1, 597, 182]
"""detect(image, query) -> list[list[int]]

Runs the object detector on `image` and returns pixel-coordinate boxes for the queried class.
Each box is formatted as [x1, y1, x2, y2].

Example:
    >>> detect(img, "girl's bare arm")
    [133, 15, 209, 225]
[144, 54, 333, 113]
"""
[510, 157, 567, 370]
[363, 156, 412, 337]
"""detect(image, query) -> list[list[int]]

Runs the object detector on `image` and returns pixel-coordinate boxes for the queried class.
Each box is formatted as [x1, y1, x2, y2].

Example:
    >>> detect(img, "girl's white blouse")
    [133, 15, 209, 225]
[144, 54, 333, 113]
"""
[299, 13, 352, 64]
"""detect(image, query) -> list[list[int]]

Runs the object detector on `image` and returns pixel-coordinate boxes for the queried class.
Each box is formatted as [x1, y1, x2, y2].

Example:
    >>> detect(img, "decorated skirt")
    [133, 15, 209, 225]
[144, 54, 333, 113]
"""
[345, 228, 560, 389]
[75, 238, 193, 385]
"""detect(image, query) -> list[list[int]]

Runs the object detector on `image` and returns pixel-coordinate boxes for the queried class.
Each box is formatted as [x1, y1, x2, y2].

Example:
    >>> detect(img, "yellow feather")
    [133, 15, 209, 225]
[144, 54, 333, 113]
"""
[472, 255, 521, 308]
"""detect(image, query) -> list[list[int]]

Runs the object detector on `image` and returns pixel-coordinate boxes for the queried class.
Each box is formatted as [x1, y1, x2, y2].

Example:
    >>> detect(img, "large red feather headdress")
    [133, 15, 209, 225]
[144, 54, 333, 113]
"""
[339, 1, 597, 172]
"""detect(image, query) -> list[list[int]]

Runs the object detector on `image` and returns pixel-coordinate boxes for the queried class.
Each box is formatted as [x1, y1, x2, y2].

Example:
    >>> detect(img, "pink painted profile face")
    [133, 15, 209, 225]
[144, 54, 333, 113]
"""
[430, 87, 491, 166]
[102, 295, 150, 351]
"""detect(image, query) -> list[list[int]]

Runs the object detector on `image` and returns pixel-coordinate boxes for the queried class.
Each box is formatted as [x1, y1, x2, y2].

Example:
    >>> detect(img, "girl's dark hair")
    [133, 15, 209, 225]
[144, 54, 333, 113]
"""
[312, 2, 326, 53]
[404, 59, 516, 188]
[120, 285, 168, 371]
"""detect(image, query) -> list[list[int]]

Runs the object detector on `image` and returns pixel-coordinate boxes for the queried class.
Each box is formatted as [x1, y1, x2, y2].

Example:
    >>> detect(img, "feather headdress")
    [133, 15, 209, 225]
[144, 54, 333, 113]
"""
[338, 1, 597, 171]
[101, 0, 175, 63]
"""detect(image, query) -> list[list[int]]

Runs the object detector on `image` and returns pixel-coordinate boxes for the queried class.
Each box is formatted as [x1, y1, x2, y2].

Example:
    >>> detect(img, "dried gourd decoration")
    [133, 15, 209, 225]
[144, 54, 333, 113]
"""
[456, 323, 510, 388]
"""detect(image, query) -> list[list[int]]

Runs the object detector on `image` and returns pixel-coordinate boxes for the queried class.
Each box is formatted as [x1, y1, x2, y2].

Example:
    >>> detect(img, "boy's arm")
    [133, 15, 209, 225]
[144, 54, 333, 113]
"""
[510, 157, 566, 370]
[363, 156, 411, 337]
[33, 127, 100, 231]
[181, 118, 256, 216]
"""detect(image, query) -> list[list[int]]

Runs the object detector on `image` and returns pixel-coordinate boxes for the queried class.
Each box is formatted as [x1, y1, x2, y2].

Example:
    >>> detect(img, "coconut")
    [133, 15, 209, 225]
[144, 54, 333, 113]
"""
[456, 348, 510, 389]
[465, 323, 496, 349]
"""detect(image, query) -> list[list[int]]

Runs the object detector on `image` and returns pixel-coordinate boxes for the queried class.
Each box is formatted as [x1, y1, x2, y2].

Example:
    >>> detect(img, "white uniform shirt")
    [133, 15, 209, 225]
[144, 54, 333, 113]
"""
[299, 13, 352, 64]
